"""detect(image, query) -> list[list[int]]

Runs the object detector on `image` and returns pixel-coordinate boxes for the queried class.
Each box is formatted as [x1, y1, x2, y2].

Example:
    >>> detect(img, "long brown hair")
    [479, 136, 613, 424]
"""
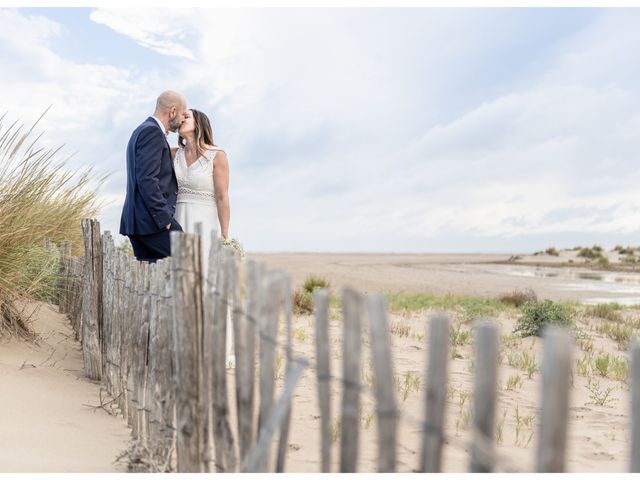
[178, 109, 215, 158]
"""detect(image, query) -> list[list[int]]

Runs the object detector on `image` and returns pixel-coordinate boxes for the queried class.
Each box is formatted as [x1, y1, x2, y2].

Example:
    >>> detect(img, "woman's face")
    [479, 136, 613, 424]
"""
[179, 110, 196, 136]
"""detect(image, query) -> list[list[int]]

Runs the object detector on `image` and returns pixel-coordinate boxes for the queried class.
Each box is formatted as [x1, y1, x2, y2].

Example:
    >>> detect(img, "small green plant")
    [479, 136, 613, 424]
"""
[597, 256, 610, 268]
[608, 324, 634, 350]
[576, 352, 592, 377]
[506, 374, 523, 391]
[401, 371, 421, 401]
[361, 410, 374, 429]
[586, 379, 616, 406]
[514, 300, 575, 337]
[450, 323, 473, 346]
[545, 247, 559, 256]
[410, 331, 425, 343]
[594, 352, 610, 377]
[330, 417, 341, 443]
[507, 350, 538, 378]
[293, 327, 309, 342]
[610, 356, 629, 383]
[496, 408, 507, 445]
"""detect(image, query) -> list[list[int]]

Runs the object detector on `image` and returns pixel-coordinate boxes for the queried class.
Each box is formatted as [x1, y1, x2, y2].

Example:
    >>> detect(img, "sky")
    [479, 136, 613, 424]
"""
[1, 7, 640, 253]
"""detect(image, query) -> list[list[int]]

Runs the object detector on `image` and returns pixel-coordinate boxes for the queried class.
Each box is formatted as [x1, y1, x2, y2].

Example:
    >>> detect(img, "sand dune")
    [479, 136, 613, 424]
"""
[0, 302, 130, 473]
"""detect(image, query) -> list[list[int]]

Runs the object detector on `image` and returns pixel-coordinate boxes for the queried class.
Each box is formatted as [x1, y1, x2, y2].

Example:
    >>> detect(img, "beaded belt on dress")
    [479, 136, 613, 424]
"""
[176, 187, 216, 203]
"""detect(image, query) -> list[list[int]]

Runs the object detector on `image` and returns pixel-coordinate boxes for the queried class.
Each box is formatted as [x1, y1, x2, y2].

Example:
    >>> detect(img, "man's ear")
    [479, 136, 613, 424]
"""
[169, 106, 176, 118]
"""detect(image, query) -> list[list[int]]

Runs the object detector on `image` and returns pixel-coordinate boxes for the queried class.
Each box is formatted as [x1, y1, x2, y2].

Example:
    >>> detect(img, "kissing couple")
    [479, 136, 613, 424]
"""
[119, 90, 230, 269]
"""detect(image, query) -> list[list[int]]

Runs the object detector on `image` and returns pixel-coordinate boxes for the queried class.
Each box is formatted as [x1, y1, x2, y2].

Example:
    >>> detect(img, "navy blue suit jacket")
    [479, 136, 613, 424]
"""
[119, 117, 179, 236]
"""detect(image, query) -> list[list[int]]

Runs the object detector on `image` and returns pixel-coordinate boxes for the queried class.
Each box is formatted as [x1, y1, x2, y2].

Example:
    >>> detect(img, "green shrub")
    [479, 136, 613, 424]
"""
[597, 256, 610, 268]
[513, 300, 575, 337]
[293, 289, 314, 315]
[585, 303, 622, 323]
[578, 248, 600, 260]
[303, 275, 330, 294]
[545, 247, 559, 256]
[498, 288, 537, 307]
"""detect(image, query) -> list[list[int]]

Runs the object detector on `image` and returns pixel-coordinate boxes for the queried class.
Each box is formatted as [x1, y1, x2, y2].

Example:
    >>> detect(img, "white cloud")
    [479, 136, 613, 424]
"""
[4, 8, 640, 252]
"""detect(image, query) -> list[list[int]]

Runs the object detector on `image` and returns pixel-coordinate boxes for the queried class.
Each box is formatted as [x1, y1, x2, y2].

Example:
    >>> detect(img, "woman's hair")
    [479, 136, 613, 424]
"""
[179, 109, 215, 157]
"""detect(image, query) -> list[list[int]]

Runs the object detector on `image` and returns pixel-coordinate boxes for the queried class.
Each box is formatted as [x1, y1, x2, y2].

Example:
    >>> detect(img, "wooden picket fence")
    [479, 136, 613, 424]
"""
[55, 218, 640, 473]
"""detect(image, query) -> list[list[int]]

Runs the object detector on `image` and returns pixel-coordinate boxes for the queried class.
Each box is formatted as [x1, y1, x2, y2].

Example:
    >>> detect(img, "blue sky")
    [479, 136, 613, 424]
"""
[2, 7, 640, 252]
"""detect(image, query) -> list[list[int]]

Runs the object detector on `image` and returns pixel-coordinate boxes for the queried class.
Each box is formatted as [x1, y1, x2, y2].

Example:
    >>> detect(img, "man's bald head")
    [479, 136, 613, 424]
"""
[154, 90, 187, 133]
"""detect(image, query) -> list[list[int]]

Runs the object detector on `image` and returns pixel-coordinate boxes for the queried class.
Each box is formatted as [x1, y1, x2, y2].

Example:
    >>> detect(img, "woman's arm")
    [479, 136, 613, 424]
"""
[213, 150, 230, 239]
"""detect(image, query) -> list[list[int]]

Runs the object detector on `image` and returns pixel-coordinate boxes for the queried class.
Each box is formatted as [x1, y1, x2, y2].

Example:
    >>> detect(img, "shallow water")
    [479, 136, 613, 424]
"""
[485, 264, 640, 305]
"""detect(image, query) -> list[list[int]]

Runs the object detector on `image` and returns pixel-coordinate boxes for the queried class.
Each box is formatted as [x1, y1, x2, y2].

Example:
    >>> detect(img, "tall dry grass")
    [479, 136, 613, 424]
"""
[0, 110, 103, 339]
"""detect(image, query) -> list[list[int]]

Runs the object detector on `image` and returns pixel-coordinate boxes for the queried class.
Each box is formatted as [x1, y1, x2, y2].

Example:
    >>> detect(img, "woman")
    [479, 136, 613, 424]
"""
[172, 108, 234, 366]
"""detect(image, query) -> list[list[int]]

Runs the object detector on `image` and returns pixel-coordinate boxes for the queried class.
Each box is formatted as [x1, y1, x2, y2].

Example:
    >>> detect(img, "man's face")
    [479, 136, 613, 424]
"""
[168, 101, 187, 132]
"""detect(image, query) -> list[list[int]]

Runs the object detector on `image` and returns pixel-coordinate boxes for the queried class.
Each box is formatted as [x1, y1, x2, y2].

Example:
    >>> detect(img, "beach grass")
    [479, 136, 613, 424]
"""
[0, 111, 102, 338]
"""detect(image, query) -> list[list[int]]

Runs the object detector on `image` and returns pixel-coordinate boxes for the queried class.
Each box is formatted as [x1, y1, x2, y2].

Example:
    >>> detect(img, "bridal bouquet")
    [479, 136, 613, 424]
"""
[221, 237, 246, 260]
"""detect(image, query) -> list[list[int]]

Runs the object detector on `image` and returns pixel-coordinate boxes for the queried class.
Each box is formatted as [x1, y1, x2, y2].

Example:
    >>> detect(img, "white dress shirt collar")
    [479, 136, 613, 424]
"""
[151, 115, 168, 136]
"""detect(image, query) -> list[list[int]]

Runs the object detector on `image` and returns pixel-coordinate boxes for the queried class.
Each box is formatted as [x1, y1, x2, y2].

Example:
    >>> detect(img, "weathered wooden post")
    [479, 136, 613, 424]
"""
[171, 231, 206, 472]
[420, 312, 450, 473]
[314, 288, 331, 472]
[80, 218, 103, 380]
[276, 274, 295, 473]
[340, 287, 364, 473]
[631, 340, 640, 473]
[57, 240, 71, 314]
[366, 294, 398, 473]
[470, 322, 499, 473]
[101, 231, 115, 396]
[536, 327, 572, 472]
[241, 357, 309, 472]
[236, 259, 263, 463]
[209, 244, 238, 472]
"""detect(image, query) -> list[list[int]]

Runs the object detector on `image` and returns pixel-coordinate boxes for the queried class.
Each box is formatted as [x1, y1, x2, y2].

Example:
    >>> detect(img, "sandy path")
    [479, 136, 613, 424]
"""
[0, 302, 130, 472]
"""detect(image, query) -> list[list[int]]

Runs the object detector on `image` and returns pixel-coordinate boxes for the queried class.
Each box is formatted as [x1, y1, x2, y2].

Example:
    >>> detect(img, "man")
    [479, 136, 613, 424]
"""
[119, 90, 187, 262]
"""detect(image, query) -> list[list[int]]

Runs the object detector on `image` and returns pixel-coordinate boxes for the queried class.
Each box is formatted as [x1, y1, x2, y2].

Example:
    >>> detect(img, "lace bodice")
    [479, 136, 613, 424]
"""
[174, 146, 221, 203]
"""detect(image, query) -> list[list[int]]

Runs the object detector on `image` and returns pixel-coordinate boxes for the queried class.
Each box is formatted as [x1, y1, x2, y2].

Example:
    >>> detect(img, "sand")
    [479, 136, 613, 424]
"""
[0, 302, 130, 473]
[250, 252, 637, 472]
[2, 251, 637, 472]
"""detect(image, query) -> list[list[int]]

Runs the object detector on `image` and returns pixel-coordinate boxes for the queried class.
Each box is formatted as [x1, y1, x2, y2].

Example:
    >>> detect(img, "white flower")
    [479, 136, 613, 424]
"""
[221, 237, 245, 259]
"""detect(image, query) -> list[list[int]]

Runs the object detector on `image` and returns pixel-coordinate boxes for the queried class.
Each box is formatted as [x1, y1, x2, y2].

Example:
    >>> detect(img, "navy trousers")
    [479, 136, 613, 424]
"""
[128, 220, 182, 263]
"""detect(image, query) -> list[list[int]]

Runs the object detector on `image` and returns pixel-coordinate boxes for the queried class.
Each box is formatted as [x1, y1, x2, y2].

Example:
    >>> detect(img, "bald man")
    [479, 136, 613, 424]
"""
[119, 91, 188, 262]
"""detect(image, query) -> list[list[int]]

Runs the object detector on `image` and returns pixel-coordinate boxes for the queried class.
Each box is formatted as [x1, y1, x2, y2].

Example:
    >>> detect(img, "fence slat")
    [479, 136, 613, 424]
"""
[367, 294, 398, 473]
[313, 288, 331, 473]
[470, 321, 499, 473]
[276, 274, 294, 473]
[57, 240, 71, 314]
[101, 232, 114, 396]
[536, 327, 573, 473]
[241, 358, 309, 473]
[209, 246, 238, 472]
[171, 232, 206, 472]
[420, 312, 450, 473]
[257, 271, 283, 472]
[158, 259, 176, 466]
[340, 287, 364, 473]
[127, 260, 140, 434]
[236, 259, 262, 462]
[631, 340, 640, 473]
[80, 218, 103, 380]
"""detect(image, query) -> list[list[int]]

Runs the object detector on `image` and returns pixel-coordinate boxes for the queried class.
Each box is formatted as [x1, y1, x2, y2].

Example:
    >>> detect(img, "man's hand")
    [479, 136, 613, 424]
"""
[166, 223, 171, 230]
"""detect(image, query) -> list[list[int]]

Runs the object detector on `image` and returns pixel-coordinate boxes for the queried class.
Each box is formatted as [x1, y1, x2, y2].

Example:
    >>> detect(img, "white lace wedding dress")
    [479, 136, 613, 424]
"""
[174, 146, 235, 367]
